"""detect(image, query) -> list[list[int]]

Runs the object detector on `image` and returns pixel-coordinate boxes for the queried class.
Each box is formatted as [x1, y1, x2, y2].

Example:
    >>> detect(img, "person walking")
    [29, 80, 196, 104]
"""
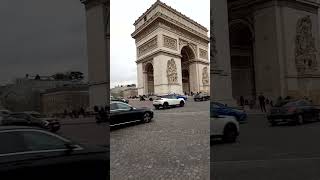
[258, 93, 266, 112]
[240, 96, 245, 107]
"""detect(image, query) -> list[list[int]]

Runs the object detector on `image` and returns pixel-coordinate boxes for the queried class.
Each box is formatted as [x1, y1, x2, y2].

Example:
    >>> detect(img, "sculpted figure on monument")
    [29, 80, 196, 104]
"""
[167, 59, 178, 84]
[295, 15, 317, 74]
[202, 67, 209, 85]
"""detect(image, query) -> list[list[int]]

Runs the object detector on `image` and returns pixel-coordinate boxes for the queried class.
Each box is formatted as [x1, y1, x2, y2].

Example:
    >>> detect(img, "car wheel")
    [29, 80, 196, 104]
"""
[180, 101, 185, 107]
[223, 124, 237, 143]
[163, 102, 169, 109]
[297, 114, 304, 125]
[143, 112, 152, 123]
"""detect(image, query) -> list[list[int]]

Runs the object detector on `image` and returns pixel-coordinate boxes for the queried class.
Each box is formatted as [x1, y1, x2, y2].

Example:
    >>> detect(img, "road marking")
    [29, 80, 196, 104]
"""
[211, 156, 320, 165]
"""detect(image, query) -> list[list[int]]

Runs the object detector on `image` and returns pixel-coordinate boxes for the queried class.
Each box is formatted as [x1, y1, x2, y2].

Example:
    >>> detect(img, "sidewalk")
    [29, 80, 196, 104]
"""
[243, 105, 269, 115]
[59, 116, 96, 125]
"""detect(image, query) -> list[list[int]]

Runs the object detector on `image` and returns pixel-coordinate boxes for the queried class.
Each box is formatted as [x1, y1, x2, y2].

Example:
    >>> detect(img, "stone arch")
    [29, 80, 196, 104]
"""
[145, 62, 154, 95]
[180, 45, 196, 94]
[229, 19, 256, 101]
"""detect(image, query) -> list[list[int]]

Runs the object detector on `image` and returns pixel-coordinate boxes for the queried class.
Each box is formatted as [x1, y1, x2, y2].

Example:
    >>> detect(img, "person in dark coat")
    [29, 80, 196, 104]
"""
[240, 96, 245, 107]
[258, 93, 266, 112]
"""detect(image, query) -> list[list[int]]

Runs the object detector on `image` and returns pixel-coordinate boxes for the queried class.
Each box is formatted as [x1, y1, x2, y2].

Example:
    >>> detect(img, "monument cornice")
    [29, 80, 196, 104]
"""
[136, 49, 182, 64]
[228, 0, 320, 12]
[132, 12, 209, 44]
[133, 0, 208, 32]
[286, 74, 320, 78]
[80, 0, 108, 9]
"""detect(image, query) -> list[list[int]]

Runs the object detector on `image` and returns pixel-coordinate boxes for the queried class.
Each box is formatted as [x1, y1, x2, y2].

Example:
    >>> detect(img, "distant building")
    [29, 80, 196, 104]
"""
[41, 84, 89, 115]
[0, 76, 81, 112]
[122, 87, 138, 98]
[111, 84, 137, 97]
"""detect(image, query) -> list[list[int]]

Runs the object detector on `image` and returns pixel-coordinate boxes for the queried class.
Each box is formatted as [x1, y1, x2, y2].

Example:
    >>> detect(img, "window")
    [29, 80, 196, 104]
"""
[21, 131, 67, 151]
[110, 103, 118, 110]
[144, 16, 147, 22]
[0, 132, 26, 154]
[116, 103, 131, 110]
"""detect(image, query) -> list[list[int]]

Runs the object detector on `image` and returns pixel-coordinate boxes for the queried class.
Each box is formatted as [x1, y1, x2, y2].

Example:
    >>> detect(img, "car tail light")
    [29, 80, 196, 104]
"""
[287, 107, 296, 113]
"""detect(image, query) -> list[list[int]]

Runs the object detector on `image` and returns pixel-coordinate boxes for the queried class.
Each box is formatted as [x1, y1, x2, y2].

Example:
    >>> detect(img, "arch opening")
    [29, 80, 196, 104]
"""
[229, 21, 256, 102]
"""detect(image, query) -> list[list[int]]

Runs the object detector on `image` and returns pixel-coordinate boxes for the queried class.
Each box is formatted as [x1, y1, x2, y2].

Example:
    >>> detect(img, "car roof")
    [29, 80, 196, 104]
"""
[0, 126, 42, 131]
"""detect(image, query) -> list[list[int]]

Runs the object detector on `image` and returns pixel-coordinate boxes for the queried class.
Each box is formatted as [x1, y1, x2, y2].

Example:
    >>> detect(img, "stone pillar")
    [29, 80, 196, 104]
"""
[81, 0, 109, 108]
[211, 0, 236, 106]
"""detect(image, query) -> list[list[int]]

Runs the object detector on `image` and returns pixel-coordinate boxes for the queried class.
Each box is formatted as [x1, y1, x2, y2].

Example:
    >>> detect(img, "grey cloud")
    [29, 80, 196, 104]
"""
[0, 0, 88, 84]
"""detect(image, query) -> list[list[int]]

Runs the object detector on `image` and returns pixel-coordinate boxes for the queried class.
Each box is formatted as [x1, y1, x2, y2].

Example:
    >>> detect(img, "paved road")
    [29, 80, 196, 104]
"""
[211, 114, 320, 180]
[110, 100, 210, 180]
[57, 117, 109, 146]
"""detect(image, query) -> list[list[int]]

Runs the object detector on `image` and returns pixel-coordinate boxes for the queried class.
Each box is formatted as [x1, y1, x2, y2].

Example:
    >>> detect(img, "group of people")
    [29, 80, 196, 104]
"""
[239, 93, 274, 112]
[63, 107, 86, 118]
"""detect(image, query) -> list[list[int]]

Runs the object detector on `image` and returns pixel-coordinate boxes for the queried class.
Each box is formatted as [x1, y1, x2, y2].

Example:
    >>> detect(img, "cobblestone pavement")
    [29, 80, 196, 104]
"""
[57, 117, 109, 146]
[110, 100, 210, 180]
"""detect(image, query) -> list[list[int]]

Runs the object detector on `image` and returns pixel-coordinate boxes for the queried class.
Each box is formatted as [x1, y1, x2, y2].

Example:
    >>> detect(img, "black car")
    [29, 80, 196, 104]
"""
[0, 126, 109, 179]
[8, 112, 60, 132]
[110, 101, 153, 127]
[267, 99, 320, 126]
[194, 93, 210, 101]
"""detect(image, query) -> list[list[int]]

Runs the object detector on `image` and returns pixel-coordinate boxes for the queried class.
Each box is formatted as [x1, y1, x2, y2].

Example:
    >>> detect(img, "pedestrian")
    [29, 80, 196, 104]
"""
[258, 93, 266, 112]
[240, 96, 244, 107]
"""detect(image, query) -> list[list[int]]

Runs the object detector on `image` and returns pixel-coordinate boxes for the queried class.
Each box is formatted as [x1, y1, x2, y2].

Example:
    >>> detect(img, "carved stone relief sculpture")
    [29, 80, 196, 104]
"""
[202, 67, 209, 85]
[163, 35, 177, 50]
[138, 36, 158, 57]
[167, 59, 178, 84]
[199, 48, 208, 60]
[295, 15, 317, 74]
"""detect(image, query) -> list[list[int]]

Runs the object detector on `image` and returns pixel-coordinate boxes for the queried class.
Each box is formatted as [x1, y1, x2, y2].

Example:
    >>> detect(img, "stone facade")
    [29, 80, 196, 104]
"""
[41, 85, 89, 115]
[213, 0, 320, 105]
[132, 1, 210, 96]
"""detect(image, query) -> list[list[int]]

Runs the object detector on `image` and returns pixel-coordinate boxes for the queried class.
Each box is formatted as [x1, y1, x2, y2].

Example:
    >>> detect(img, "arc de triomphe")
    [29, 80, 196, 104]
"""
[212, 0, 320, 105]
[132, 1, 210, 96]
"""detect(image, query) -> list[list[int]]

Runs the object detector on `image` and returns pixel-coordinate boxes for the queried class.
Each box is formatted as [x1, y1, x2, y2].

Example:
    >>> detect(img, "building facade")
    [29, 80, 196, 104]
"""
[41, 85, 89, 115]
[132, 1, 210, 96]
[0, 78, 76, 112]
[212, 0, 320, 105]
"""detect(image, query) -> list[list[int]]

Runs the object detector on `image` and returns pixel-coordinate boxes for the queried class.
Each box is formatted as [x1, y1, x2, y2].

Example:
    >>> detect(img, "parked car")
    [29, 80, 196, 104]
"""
[153, 95, 185, 109]
[211, 109, 239, 143]
[267, 99, 320, 126]
[110, 101, 153, 127]
[211, 102, 247, 123]
[8, 112, 61, 132]
[0, 126, 109, 179]
[110, 96, 129, 104]
[194, 92, 210, 101]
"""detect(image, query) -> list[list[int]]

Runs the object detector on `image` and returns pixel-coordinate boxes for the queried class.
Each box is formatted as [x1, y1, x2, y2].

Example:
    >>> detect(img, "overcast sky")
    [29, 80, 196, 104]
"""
[110, 0, 210, 88]
[0, 0, 87, 85]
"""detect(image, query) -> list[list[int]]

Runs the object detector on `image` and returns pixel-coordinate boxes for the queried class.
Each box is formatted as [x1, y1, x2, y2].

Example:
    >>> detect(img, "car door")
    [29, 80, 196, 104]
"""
[210, 110, 225, 136]
[114, 102, 137, 124]
[110, 102, 121, 125]
[16, 129, 86, 178]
